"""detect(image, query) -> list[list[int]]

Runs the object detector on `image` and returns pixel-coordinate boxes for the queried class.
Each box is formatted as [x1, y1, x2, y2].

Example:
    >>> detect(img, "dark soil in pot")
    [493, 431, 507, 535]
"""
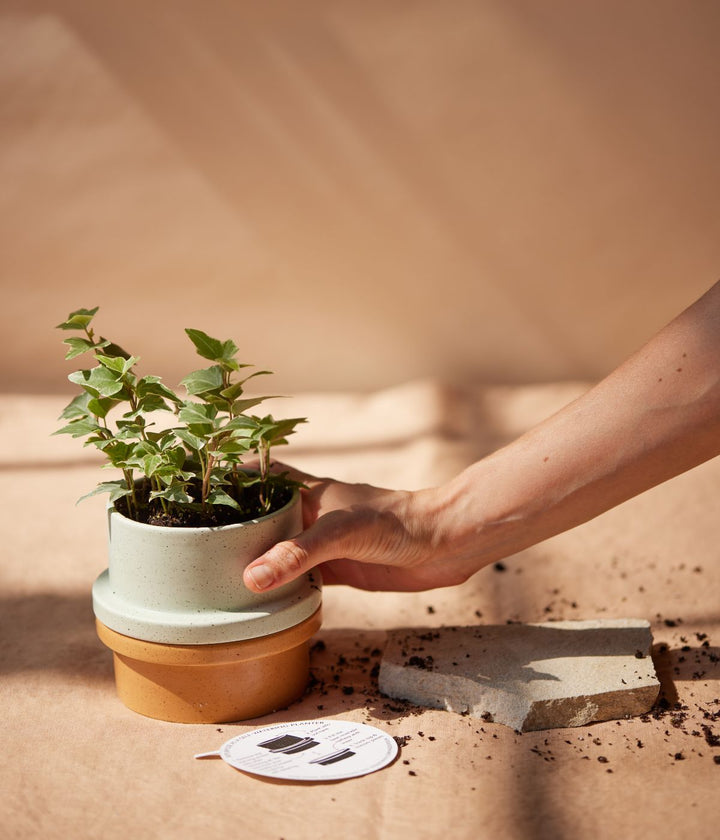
[114, 478, 294, 528]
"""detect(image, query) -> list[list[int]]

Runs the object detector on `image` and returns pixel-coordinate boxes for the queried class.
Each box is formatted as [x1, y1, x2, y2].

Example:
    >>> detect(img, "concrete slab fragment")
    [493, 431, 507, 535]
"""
[378, 619, 660, 731]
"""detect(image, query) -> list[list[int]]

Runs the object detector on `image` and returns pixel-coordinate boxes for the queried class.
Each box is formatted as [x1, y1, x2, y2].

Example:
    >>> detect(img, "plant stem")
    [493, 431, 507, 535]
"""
[122, 469, 136, 518]
[258, 440, 270, 512]
[202, 451, 215, 506]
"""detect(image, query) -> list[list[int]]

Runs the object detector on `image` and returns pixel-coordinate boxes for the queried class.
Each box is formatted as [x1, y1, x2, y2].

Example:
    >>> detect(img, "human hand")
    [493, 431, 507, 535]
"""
[242, 467, 475, 592]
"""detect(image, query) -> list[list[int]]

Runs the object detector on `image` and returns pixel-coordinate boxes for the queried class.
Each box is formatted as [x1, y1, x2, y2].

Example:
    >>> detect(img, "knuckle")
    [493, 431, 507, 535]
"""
[275, 540, 309, 576]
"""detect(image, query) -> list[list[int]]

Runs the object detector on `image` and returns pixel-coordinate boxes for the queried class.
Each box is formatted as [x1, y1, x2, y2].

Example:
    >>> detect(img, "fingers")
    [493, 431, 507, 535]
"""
[243, 539, 312, 591]
[243, 512, 348, 592]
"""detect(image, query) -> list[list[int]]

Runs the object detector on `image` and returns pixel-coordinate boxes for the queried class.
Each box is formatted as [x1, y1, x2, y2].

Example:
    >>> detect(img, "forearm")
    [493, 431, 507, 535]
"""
[245, 281, 720, 593]
[425, 281, 720, 573]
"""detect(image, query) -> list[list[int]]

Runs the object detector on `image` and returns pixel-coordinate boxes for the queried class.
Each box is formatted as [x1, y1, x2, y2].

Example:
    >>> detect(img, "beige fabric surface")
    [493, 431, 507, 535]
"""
[1, 381, 719, 840]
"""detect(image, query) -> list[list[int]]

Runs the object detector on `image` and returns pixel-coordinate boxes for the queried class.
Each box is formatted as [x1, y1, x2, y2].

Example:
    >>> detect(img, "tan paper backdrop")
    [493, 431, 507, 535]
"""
[1, 0, 719, 393]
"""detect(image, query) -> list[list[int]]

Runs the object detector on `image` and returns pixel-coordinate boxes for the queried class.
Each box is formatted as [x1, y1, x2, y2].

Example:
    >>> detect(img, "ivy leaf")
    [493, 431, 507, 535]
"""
[178, 401, 217, 429]
[77, 480, 131, 505]
[144, 429, 178, 449]
[63, 337, 96, 360]
[220, 339, 241, 362]
[180, 366, 224, 396]
[231, 396, 272, 414]
[174, 428, 207, 452]
[201, 393, 235, 413]
[184, 328, 250, 372]
[56, 307, 99, 331]
[254, 415, 306, 444]
[58, 392, 91, 421]
[152, 463, 194, 482]
[87, 396, 121, 419]
[213, 437, 254, 456]
[115, 417, 147, 438]
[149, 484, 193, 505]
[164, 446, 188, 470]
[97, 338, 132, 360]
[239, 370, 273, 387]
[144, 454, 166, 476]
[95, 439, 135, 466]
[136, 394, 173, 414]
[268, 416, 307, 440]
[96, 354, 139, 376]
[223, 415, 257, 432]
[137, 376, 181, 406]
[185, 329, 228, 363]
[131, 439, 160, 457]
[217, 381, 245, 402]
[68, 367, 125, 399]
[53, 416, 104, 438]
[205, 487, 241, 509]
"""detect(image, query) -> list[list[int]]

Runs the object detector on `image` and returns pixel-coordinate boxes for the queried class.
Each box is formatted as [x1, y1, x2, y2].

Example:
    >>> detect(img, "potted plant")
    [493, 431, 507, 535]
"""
[55, 307, 321, 723]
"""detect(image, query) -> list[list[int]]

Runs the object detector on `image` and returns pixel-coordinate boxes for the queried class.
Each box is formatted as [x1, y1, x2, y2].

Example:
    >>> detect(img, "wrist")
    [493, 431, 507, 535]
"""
[420, 456, 538, 573]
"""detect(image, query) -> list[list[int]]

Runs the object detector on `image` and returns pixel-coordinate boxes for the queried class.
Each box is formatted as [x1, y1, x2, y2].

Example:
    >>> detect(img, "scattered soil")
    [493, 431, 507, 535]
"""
[301, 557, 720, 777]
[303, 618, 720, 773]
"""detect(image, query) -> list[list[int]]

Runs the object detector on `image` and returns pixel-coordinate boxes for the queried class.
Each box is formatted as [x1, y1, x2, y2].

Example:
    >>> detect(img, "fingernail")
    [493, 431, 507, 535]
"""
[246, 563, 275, 591]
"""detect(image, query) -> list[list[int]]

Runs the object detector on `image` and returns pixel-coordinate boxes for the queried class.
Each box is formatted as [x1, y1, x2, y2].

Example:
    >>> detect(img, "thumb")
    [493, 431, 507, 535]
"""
[243, 510, 351, 592]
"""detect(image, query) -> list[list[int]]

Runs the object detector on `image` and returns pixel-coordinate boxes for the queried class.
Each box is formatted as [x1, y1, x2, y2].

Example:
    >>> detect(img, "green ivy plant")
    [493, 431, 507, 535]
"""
[55, 307, 305, 527]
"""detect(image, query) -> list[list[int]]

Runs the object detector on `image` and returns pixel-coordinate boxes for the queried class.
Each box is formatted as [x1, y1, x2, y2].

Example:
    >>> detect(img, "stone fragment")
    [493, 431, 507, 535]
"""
[378, 619, 660, 731]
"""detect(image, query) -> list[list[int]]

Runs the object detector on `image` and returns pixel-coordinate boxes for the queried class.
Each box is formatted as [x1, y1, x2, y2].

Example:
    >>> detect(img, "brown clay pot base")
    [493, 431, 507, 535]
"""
[96, 607, 322, 723]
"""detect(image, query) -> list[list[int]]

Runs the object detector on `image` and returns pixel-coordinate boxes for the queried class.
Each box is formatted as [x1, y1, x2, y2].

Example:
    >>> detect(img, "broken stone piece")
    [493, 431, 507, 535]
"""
[379, 619, 660, 731]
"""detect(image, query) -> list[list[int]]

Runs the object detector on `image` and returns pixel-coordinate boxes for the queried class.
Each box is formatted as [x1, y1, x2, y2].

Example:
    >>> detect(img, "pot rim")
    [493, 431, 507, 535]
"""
[92, 566, 322, 645]
[108, 486, 301, 534]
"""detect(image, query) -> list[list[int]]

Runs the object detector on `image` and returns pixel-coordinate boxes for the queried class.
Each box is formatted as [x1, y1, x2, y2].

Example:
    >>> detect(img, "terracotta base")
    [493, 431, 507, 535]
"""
[96, 607, 322, 723]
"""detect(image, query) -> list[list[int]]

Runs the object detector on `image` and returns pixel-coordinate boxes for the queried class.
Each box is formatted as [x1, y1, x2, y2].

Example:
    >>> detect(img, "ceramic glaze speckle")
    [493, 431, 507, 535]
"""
[92, 491, 322, 644]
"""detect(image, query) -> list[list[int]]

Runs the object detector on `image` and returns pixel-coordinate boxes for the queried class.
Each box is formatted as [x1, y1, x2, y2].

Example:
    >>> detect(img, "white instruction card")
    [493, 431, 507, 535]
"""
[196, 719, 399, 781]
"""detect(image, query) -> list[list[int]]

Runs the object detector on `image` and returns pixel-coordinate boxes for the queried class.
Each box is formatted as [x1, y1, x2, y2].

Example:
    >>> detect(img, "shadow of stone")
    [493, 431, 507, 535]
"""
[652, 639, 720, 701]
[650, 642, 679, 707]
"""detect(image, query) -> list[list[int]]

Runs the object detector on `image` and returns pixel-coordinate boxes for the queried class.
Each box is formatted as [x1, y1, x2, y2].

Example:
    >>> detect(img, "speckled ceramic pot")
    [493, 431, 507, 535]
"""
[92, 490, 322, 722]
